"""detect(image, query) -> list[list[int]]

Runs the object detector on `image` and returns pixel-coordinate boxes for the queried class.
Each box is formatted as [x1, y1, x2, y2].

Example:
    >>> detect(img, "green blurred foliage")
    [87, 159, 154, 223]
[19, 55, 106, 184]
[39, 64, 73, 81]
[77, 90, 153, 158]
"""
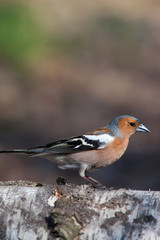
[0, 2, 149, 71]
[0, 3, 45, 67]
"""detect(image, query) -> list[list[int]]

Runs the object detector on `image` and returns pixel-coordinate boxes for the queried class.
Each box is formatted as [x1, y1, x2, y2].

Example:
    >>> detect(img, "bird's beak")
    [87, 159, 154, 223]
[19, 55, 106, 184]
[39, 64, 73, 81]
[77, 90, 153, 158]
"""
[136, 124, 150, 133]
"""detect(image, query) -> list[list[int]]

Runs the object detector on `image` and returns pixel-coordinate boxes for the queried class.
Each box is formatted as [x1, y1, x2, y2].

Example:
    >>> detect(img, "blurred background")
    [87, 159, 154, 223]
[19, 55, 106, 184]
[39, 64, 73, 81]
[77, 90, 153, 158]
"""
[0, 0, 159, 190]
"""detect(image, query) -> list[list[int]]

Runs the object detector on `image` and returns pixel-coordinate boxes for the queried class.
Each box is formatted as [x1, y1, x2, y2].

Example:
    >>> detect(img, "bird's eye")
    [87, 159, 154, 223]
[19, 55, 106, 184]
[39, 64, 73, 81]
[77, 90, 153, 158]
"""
[129, 122, 135, 127]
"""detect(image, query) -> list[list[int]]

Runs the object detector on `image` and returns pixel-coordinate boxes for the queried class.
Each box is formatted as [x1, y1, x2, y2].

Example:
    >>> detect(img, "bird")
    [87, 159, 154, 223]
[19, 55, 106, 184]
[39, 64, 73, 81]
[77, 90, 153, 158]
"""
[0, 115, 150, 187]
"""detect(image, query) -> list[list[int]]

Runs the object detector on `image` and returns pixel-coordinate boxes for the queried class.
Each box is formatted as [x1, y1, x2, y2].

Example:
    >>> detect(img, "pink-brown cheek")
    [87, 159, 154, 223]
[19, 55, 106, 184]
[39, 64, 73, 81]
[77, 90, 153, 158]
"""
[130, 128, 136, 135]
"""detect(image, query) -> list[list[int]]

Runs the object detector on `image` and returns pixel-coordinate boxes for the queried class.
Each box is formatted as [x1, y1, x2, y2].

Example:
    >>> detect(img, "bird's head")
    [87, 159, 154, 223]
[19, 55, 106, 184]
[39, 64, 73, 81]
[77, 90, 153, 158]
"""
[107, 115, 150, 138]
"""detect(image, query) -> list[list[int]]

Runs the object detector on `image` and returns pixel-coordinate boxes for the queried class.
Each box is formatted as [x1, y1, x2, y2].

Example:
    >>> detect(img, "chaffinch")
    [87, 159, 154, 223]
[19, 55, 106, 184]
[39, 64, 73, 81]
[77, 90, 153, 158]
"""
[0, 115, 150, 187]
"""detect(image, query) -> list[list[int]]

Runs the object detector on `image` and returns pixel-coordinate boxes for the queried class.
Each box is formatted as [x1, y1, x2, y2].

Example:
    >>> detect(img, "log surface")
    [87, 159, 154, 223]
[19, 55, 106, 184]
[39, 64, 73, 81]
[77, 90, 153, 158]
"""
[0, 180, 159, 240]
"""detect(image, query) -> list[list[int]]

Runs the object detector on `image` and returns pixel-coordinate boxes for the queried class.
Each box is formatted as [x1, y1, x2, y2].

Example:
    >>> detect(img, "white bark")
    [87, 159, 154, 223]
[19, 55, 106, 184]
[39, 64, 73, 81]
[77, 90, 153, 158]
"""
[0, 180, 159, 240]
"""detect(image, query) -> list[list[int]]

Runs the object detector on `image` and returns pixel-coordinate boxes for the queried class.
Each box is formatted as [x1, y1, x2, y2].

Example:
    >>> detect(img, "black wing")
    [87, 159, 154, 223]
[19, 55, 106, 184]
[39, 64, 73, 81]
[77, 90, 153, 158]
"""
[0, 134, 113, 156]
[34, 135, 101, 155]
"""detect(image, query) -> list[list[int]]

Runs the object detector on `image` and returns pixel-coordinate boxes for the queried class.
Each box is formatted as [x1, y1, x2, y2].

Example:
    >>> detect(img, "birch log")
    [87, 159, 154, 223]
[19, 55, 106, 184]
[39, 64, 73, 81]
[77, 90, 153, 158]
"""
[0, 180, 159, 240]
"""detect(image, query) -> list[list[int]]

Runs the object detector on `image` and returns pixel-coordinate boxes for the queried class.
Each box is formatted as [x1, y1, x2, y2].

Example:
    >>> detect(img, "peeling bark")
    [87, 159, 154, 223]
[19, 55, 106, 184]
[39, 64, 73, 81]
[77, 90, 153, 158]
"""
[0, 180, 159, 240]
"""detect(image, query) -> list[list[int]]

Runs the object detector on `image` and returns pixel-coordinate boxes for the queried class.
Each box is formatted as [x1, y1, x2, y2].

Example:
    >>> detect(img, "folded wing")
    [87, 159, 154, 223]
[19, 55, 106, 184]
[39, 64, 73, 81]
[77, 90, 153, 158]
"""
[0, 132, 115, 157]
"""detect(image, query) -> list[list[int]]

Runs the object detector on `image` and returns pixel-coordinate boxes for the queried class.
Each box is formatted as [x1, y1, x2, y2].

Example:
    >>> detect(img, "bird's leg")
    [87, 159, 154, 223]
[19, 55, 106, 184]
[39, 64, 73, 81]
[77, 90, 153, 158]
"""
[83, 175, 103, 188]
[79, 164, 104, 188]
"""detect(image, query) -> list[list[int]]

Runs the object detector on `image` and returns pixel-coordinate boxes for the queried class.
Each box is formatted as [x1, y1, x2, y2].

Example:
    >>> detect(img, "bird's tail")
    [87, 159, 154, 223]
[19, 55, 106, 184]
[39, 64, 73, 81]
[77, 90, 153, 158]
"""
[0, 147, 45, 156]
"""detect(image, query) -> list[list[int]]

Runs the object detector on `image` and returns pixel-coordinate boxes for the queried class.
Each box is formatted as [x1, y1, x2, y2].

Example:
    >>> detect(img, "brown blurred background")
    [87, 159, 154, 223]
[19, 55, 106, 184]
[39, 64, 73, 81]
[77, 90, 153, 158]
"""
[0, 0, 159, 190]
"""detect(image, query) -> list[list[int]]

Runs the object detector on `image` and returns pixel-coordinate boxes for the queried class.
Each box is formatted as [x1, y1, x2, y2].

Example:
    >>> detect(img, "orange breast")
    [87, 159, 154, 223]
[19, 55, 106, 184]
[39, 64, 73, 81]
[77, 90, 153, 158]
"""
[68, 136, 129, 169]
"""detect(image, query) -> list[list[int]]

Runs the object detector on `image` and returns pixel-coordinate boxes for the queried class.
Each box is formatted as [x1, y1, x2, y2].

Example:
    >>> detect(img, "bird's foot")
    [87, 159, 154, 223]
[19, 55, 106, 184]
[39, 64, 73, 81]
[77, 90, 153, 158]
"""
[83, 176, 106, 189]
